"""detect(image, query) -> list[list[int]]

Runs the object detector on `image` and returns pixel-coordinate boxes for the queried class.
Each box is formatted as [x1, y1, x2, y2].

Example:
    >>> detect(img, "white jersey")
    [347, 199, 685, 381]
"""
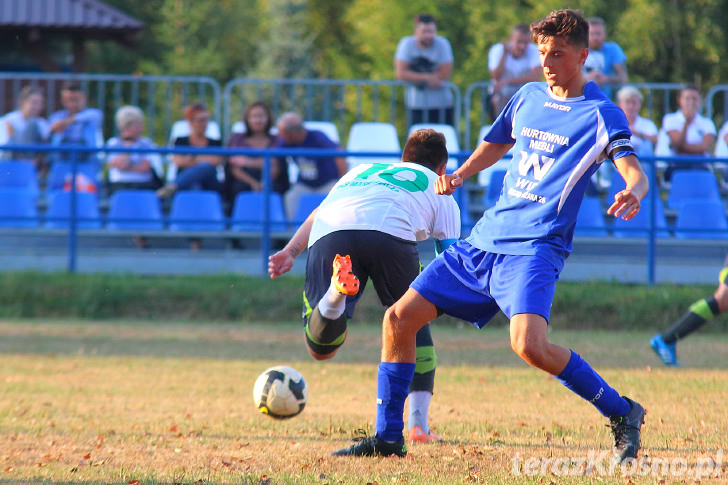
[308, 162, 461, 247]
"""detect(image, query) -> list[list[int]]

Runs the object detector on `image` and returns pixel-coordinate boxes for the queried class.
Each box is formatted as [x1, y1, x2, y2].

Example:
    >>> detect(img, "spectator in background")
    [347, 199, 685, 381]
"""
[616, 86, 658, 157]
[48, 81, 103, 162]
[395, 14, 454, 126]
[0, 86, 49, 163]
[274, 112, 347, 219]
[226, 101, 288, 202]
[487, 24, 541, 117]
[156, 102, 223, 199]
[105, 105, 161, 194]
[584, 17, 627, 99]
[662, 85, 716, 181]
[594, 86, 658, 191]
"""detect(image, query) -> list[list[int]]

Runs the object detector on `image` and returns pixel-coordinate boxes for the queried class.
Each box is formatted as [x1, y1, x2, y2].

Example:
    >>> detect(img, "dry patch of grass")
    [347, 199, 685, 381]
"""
[0, 320, 727, 484]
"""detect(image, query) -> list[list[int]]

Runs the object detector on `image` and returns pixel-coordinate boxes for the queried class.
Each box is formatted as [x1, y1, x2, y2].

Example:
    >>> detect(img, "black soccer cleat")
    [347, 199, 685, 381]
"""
[331, 434, 407, 457]
[609, 396, 646, 463]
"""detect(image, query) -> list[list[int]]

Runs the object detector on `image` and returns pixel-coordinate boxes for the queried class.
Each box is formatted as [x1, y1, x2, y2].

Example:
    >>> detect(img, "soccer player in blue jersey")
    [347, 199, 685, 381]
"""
[332, 9, 648, 463]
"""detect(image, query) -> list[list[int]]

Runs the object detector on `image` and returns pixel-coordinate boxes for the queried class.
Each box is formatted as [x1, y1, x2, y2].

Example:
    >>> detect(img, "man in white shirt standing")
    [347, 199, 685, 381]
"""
[395, 14, 454, 126]
[662, 85, 716, 180]
[487, 24, 542, 117]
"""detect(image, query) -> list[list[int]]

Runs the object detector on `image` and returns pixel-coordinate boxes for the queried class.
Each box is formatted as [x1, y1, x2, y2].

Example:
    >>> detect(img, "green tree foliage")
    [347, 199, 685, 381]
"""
[85, 0, 165, 74]
[87, 0, 728, 90]
[248, 0, 318, 79]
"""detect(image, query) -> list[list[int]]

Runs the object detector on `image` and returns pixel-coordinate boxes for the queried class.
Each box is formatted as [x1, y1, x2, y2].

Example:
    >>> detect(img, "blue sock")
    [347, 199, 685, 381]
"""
[556, 350, 630, 417]
[376, 362, 415, 442]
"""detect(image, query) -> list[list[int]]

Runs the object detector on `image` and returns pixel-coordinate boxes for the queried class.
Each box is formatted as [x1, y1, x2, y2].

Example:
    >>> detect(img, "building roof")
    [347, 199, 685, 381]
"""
[0, 0, 143, 32]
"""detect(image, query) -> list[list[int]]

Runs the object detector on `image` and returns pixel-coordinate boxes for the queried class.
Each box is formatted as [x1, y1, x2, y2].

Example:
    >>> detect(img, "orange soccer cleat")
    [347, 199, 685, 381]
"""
[408, 425, 441, 445]
[332, 254, 359, 296]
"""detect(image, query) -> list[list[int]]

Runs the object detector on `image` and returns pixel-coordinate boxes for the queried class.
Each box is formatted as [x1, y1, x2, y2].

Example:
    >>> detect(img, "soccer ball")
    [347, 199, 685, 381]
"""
[253, 366, 308, 419]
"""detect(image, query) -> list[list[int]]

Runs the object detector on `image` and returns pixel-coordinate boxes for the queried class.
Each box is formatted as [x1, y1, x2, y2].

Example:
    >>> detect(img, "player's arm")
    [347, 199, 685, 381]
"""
[608, 154, 648, 221]
[268, 208, 317, 279]
[435, 140, 513, 195]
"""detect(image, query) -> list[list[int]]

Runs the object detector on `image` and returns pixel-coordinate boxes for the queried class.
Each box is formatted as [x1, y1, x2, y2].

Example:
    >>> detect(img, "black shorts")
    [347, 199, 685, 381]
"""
[304, 230, 420, 319]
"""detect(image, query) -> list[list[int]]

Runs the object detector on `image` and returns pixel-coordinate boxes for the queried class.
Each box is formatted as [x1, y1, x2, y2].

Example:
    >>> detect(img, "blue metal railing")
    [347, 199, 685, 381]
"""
[463, 82, 688, 150]
[0, 73, 221, 144]
[222, 78, 462, 145]
[2, 144, 728, 283]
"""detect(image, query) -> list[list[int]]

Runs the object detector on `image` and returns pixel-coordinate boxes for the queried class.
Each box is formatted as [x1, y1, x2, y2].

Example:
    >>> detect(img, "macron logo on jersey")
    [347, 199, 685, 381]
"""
[544, 101, 571, 112]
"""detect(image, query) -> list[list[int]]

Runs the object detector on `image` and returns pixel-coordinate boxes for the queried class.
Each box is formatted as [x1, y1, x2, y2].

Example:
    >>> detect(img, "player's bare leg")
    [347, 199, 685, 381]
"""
[510, 313, 645, 463]
[332, 289, 437, 457]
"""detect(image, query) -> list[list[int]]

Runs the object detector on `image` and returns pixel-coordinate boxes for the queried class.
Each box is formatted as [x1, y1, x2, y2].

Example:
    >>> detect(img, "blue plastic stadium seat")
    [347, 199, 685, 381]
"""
[612, 198, 670, 238]
[666, 170, 721, 210]
[169, 190, 225, 231]
[107, 190, 164, 230]
[0, 160, 39, 195]
[231, 192, 287, 232]
[483, 169, 507, 207]
[0, 188, 39, 227]
[292, 193, 327, 224]
[674, 200, 728, 239]
[575, 197, 608, 237]
[44, 191, 102, 229]
[46, 161, 100, 193]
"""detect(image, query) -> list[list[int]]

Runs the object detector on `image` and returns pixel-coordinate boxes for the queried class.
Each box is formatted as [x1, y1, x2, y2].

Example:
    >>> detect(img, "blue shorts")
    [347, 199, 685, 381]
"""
[411, 240, 561, 328]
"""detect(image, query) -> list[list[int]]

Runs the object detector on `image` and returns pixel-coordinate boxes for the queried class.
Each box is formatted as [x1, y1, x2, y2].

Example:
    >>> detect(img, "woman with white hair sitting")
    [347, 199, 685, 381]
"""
[616, 85, 658, 157]
[105, 105, 161, 193]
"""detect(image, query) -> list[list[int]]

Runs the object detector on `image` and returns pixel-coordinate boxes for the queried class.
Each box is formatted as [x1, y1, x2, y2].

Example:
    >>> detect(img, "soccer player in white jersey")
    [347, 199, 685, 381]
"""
[268, 129, 461, 444]
[332, 9, 649, 462]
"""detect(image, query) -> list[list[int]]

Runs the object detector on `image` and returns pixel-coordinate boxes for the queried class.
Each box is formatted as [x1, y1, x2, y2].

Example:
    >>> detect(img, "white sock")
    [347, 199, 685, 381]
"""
[317, 281, 347, 319]
[408, 390, 432, 433]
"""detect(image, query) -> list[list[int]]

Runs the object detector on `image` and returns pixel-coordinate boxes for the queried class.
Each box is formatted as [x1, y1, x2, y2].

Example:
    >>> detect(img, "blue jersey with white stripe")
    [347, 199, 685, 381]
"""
[468, 81, 631, 266]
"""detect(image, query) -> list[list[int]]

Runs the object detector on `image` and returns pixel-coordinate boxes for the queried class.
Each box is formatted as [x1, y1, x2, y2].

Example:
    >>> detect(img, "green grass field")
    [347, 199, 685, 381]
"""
[1, 319, 727, 484]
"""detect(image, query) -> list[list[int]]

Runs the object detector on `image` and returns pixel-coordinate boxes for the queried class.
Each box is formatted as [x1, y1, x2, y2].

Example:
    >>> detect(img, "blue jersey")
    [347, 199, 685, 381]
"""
[468, 81, 632, 267]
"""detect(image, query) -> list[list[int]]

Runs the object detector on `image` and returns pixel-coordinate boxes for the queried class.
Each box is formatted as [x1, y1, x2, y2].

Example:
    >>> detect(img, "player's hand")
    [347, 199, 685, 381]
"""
[435, 173, 462, 195]
[268, 249, 295, 279]
[607, 190, 641, 220]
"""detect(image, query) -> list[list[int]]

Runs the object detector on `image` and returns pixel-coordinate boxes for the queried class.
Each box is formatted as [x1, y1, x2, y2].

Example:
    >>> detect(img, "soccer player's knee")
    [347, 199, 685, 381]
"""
[383, 305, 410, 341]
[510, 334, 547, 366]
[714, 286, 728, 312]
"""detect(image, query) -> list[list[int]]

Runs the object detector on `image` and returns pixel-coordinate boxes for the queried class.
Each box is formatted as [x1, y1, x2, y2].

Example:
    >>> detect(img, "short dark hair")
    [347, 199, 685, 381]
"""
[512, 23, 530, 36]
[530, 9, 589, 49]
[61, 80, 83, 93]
[243, 101, 273, 136]
[415, 14, 435, 25]
[401, 128, 448, 172]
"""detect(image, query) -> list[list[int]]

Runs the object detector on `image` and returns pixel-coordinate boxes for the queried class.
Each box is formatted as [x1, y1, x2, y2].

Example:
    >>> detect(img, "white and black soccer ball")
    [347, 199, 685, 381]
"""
[253, 366, 308, 419]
